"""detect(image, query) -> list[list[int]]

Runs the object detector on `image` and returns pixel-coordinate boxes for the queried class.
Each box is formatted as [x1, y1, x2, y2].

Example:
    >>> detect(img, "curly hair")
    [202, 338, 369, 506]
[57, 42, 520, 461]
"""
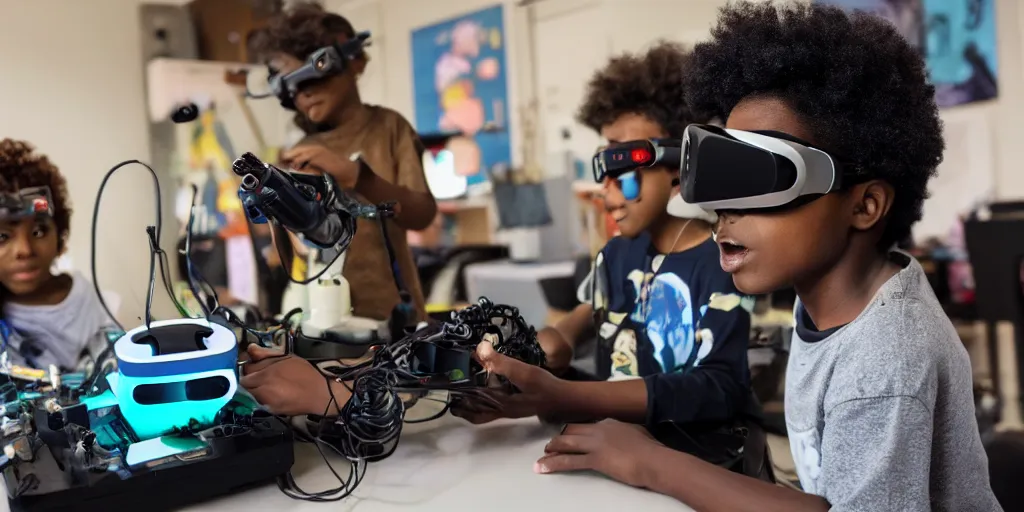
[0, 139, 72, 251]
[248, 1, 361, 62]
[248, 1, 365, 134]
[576, 41, 700, 138]
[686, 2, 944, 248]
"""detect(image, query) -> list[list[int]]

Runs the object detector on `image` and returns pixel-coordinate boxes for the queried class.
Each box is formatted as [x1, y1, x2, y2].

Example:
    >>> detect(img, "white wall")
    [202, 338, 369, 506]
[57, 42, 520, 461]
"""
[329, 0, 1024, 241]
[0, 0, 1016, 317]
[0, 0, 177, 324]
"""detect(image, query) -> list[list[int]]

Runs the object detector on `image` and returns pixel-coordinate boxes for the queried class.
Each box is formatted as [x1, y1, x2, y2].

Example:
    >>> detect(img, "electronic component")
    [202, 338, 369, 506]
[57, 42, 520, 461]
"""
[111, 319, 238, 440]
[0, 186, 54, 221]
[680, 124, 862, 210]
[234, 151, 357, 251]
[246, 32, 371, 110]
[3, 159, 294, 512]
[592, 139, 681, 201]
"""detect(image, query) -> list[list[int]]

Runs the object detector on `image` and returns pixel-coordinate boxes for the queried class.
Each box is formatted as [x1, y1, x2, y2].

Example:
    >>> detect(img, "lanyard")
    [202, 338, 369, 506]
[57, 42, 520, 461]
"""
[0, 320, 9, 351]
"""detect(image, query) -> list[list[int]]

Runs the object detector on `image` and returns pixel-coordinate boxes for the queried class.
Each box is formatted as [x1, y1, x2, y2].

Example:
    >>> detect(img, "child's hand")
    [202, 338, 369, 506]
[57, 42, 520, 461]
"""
[535, 419, 662, 488]
[281, 144, 362, 190]
[450, 341, 566, 424]
[240, 345, 336, 416]
[537, 327, 573, 375]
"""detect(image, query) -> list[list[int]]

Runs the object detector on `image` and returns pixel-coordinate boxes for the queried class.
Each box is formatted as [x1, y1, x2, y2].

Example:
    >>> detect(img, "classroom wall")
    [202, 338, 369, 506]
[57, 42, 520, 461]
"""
[0, 0, 178, 324]
[328, 0, 1024, 241]
[1, 0, 1019, 316]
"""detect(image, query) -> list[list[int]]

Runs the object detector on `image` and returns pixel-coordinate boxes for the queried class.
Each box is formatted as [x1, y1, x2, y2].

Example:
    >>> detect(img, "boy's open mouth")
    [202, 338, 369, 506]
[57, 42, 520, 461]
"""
[717, 239, 749, 273]
[720, 241, 746, 256]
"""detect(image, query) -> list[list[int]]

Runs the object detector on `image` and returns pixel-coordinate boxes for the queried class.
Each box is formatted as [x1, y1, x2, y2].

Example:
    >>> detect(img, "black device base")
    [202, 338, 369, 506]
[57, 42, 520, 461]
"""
[7, 417, 293, 512]
[292, 327, 380, 360]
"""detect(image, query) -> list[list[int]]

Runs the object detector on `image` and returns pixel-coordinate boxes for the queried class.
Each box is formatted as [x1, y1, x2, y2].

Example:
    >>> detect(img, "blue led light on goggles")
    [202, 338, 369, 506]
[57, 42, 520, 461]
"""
[0, 186, 54, 221]
[592, 139, 681, 201]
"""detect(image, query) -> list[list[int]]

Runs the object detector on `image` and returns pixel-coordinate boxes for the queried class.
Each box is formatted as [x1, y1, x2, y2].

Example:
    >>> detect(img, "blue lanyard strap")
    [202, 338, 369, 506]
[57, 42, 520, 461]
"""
[0, 320, 10, 350]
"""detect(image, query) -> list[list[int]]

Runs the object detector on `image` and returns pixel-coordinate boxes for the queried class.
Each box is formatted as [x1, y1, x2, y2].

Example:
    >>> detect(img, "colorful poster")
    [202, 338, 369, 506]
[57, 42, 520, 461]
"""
[411, 5, 512, 186]
[815, 0, 997, 107]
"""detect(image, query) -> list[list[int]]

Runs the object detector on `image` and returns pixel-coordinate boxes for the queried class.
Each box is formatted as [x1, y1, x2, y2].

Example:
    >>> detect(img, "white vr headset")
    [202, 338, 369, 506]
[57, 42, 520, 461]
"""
[680, 124, 862, 211]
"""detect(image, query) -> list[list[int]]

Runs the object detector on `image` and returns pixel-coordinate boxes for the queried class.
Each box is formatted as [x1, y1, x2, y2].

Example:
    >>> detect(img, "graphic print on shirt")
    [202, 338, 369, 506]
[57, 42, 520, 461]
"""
[591, 237, 754, 383]
[605, 253, 700, 378]
[789, 426, 823, 495]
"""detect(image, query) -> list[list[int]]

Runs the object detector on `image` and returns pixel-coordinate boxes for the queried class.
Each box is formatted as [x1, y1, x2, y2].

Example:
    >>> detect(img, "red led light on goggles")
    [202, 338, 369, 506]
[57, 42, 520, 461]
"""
[592, 139, 680, 183]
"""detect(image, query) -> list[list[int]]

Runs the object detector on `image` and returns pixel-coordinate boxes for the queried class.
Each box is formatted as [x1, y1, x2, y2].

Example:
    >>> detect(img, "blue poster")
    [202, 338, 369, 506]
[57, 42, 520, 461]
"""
[815, 0, 997, 107]
[411, 5, 511, 186]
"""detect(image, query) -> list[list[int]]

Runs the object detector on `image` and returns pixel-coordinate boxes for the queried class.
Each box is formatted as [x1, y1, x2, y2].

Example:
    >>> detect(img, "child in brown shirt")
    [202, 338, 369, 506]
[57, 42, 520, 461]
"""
[250, 2, 435, 321]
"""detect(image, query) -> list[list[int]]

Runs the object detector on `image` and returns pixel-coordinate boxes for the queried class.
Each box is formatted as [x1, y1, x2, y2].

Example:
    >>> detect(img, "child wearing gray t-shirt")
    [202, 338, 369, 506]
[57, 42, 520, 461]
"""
[787, 252, 997, 510]
[532, 4, 1000, 511]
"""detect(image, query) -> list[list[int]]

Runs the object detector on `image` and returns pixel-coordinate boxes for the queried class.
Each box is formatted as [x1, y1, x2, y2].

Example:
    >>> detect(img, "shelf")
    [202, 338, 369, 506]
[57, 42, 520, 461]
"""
[145, 57, 257, 123]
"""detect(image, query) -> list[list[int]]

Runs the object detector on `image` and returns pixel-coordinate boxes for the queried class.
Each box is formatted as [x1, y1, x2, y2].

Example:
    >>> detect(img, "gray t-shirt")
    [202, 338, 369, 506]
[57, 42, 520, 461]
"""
[3, 272, 116, 371]
[786, 252, 1000, 511]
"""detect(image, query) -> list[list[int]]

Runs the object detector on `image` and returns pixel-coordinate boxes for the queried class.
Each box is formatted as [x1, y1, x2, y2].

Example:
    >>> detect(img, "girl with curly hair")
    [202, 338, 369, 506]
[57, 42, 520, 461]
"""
[0, 139, 118, 371]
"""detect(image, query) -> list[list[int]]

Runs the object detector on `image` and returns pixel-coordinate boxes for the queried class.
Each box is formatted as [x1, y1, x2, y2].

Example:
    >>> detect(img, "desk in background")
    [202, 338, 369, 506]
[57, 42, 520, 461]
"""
[463, 260, 577, 328]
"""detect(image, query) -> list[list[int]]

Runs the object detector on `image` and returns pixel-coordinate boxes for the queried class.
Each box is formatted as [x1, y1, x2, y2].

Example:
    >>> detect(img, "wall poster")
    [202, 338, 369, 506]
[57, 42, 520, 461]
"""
[411, 5, 512, 187]
[816, 0, 997, 107]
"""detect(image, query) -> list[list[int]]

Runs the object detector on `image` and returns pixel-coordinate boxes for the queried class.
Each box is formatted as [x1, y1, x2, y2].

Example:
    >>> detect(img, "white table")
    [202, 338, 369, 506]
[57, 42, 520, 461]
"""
[463, 260, 577, 328]
[185, 415, 690, 512]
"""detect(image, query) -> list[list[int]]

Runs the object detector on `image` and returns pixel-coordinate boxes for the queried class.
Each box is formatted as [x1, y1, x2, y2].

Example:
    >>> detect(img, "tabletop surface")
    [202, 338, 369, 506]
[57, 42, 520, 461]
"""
[1, 415, 692, 512]
[185, 415, 690, 512]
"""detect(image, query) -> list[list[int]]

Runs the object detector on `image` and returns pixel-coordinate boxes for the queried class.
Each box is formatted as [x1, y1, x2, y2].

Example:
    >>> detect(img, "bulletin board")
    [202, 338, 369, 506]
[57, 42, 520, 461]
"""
[410, 5, 512, 187]
[816, 0, 998, 107]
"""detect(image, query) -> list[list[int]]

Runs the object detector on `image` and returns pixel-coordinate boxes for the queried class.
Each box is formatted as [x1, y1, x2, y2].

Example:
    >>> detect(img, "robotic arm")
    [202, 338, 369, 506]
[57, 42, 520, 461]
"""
[233, 152, 355, 250]
[232, 153, 412, 342]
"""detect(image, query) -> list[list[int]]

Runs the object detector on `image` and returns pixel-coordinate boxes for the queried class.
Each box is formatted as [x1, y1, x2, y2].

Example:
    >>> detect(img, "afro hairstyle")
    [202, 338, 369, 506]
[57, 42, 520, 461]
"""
[686, 2, 944, 248]
[0, 139, 72, 252]
[248, 1, 363, 62]
[577, 41, 701, 139]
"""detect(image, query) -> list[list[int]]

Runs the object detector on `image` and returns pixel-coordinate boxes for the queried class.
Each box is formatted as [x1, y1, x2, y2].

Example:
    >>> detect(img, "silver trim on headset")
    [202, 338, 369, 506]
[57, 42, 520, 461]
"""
[685, 128, 841, 211]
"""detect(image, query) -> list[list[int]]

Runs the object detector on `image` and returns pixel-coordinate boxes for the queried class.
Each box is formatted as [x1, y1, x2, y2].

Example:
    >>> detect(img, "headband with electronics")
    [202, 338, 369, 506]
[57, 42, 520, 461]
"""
[248, 31, 371, 110]
[0, 186, 54, 221]
[592, 139, 681, 201]
[680, 124, 864, 211]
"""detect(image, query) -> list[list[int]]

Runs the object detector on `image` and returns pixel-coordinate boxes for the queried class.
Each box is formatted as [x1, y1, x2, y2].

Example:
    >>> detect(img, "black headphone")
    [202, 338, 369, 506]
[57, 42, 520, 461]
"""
[170, 103, 199, 124]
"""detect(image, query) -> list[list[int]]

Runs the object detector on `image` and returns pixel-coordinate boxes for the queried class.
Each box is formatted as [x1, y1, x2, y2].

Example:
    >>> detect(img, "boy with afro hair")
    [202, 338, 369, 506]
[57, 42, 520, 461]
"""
[248, 1, 435, 321]
[0, 139, 118, 371]
[531, 3, 1000, 511]
[452, 42, 765, 477]
[240, 1, 438, 415]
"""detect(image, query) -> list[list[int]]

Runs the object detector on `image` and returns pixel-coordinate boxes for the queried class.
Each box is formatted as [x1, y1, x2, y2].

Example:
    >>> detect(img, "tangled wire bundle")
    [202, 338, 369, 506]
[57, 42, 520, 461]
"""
[280, 297, 546, 501]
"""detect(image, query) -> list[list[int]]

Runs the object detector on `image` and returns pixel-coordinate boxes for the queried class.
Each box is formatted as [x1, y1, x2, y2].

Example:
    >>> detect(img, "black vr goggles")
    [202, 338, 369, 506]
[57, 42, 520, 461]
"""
[0, 186, 54, 221]
[680, 125, 864, 211]
[592, 139, 680, 201]
[247, 31, 371, 110]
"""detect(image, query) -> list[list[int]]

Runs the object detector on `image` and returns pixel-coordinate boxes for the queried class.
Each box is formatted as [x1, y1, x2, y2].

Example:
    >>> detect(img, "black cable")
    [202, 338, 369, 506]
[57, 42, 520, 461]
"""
[84, 159, 187, 393]
[269, 222, 347, 285]
[402, 393, 451, 424]
[89, 160, 162, 332]
[184, 185, 213, 318]
[273, 375, 365, 502]
[144, 226, 159, 328]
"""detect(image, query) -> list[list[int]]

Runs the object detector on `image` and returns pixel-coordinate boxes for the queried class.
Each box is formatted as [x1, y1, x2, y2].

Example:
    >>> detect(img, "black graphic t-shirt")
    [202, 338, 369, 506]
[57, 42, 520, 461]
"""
[586, 233, 753, 426]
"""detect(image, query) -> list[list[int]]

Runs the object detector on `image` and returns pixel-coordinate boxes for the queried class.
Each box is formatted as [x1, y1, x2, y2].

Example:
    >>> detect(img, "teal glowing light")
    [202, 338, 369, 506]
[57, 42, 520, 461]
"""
[110, 369, 237, 440]
[110, 319, 239, 440]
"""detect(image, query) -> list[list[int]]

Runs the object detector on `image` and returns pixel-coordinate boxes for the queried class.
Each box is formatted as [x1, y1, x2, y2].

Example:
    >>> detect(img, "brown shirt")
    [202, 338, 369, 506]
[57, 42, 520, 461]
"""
[298, 105, 429, 321]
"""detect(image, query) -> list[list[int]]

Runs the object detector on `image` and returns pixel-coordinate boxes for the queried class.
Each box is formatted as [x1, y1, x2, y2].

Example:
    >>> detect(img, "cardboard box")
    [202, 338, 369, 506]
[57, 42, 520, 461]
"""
[189, 0, 281, 63]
